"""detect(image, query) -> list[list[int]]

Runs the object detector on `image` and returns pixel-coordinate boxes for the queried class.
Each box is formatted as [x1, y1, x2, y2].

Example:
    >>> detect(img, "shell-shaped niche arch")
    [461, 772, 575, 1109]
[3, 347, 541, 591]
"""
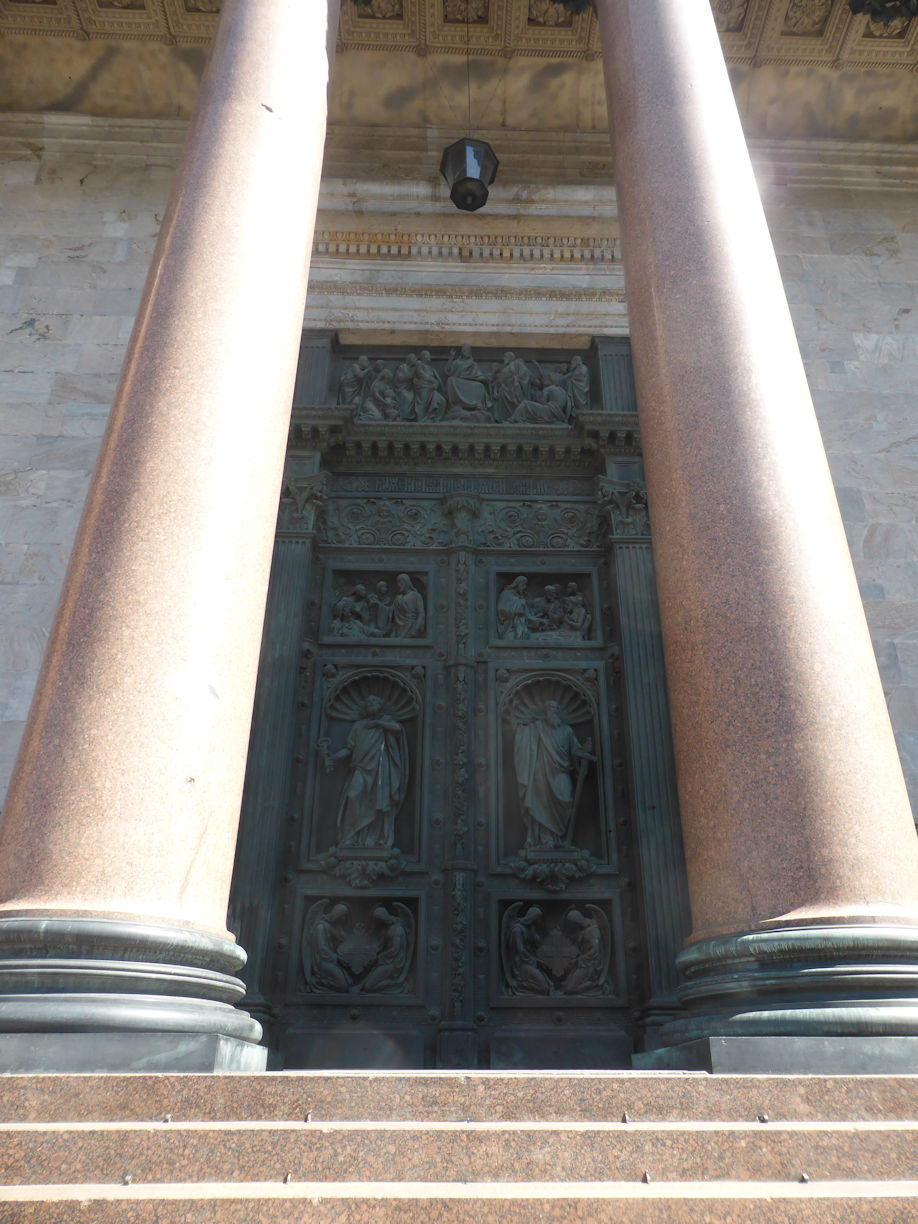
[499, 671, 596, 727]
[325, 668, 421, 723]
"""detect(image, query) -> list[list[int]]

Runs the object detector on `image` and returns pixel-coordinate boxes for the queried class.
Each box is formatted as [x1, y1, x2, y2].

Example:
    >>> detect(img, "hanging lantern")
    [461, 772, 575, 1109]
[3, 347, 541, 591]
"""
[439, 137, 500, 213]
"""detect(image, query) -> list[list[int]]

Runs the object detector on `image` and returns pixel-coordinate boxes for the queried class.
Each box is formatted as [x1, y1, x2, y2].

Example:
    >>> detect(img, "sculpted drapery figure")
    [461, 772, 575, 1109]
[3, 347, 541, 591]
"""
[304, 902, 351, 992]
[366, 581, 391, 636]
[319, 695, 409, 849]
[491, 352, 535, 421]
[412, 351, 447, 421]
[504, 905, 552, 995]
[361, 905, 411, 993]
[498, 575, 534, 640]
[338, 355, 373, 411]
[391, 573, 425, 638]
[509, 382, 570, 426]
[513, 699, 594, 848]
[331, 584, 369, 638]
[445, 344, 491, 420]
[357, 367, 400, 422]
[394, 353, 418, 420]
[542, 354, 589, 418]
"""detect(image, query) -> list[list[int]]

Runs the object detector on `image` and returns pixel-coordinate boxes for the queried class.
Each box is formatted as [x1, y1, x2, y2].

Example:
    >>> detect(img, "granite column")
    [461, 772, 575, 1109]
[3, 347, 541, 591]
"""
[596, 0, 918, 1065]
[0, 0, 340, 1070]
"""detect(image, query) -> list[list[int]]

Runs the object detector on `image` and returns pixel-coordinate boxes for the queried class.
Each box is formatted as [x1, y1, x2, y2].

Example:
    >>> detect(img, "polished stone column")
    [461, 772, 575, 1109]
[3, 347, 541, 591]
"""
[596, 0, 918, 1066]
[0, 0, 340, 1071]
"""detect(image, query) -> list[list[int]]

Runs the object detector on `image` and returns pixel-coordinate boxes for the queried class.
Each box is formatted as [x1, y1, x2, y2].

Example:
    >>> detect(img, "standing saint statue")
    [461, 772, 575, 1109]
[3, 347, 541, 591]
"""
[512, 699, 594, 849]
[318, 695, 409, 849]
[390, 573, 425, 638]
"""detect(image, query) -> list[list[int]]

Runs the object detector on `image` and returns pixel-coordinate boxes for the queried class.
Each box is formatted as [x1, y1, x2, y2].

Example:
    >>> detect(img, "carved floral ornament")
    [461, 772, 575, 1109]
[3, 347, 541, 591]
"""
[279, 481, 649, 545]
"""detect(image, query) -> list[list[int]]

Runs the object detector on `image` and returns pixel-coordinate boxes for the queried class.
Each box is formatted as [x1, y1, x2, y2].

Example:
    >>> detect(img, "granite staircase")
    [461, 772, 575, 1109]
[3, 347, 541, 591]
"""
[0, 1071, 916, 1221]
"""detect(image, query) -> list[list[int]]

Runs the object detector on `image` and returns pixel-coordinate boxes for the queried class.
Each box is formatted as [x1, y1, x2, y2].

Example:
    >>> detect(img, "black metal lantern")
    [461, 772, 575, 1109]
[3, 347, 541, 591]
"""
[439, 137, 499, 213]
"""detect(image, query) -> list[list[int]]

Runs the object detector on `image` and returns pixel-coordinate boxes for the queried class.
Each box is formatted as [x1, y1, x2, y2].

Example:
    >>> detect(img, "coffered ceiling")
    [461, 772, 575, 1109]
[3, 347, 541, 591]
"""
[0, 0, 915, 71]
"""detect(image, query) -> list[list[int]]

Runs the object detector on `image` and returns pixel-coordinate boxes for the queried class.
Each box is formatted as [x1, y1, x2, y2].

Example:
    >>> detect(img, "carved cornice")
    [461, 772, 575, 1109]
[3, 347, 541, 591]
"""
[0, 0, 914, 72]
[286, 407, 641, 472]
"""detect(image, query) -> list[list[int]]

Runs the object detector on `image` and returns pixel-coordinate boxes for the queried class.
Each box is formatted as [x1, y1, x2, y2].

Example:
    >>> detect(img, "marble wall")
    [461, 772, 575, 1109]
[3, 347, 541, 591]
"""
[0, 115, 916, 819]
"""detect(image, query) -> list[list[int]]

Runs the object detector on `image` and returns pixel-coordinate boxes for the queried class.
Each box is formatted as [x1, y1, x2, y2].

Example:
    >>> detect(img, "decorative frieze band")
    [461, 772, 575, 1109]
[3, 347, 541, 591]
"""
[313, 230, 617, 266]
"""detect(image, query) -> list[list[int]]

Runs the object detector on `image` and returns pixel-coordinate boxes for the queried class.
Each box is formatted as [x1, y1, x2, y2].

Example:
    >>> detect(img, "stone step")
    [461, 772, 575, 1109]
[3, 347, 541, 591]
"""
[2, 1071, 917, 1123]
[0, 1119, 915, 1185]
[1, 1180, 918, 1224]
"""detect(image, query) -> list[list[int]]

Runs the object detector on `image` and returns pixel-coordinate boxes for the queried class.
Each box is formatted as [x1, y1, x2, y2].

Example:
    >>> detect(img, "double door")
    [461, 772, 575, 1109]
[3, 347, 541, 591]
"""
[266, 514, 644, 1068]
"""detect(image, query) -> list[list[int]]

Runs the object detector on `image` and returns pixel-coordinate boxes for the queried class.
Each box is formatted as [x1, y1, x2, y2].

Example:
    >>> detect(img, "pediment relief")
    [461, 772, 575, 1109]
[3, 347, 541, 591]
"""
[0, 0, 914, 71]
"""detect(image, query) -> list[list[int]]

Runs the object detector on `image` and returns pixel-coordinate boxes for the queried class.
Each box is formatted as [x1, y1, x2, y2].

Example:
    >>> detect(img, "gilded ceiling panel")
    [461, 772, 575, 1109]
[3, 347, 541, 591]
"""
[0, 0, 914, 70]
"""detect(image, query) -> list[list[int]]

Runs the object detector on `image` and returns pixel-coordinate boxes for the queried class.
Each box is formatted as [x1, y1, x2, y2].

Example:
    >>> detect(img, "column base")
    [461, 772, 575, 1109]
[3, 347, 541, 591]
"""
[634, 1035, 918, 1074]
[0, 916, 264, 1071]
[0, 1031, 267, 1073]
[660, 923, 918, 1049]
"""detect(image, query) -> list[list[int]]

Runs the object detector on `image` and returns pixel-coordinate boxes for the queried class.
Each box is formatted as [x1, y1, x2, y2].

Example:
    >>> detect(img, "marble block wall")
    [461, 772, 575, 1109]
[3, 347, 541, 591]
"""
[761, 175, 918, 819]
[0, 114, 916, 822]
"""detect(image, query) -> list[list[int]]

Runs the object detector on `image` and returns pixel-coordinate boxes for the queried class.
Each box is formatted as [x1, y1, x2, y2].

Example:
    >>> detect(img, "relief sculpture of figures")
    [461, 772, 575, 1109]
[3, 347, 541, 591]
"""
[330, 573, 426, 640]
[338, 348, 590, 424]
[302, 899, 415, 994]
[318, 694, 408, 849]
[501, 902, 612, 997]
[497, 575, 592, 642]
[513, 699, 595, 849]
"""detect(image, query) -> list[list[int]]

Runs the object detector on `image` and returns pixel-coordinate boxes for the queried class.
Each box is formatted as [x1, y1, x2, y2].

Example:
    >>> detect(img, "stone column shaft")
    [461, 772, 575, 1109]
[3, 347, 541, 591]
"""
[596, 0, 918, 1051]
[0, 0, 340, 1070]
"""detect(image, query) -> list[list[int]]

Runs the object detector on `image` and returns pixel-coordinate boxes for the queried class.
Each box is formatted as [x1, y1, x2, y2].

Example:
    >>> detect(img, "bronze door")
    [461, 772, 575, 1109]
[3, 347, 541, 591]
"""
[253, 470, 650, 1069]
